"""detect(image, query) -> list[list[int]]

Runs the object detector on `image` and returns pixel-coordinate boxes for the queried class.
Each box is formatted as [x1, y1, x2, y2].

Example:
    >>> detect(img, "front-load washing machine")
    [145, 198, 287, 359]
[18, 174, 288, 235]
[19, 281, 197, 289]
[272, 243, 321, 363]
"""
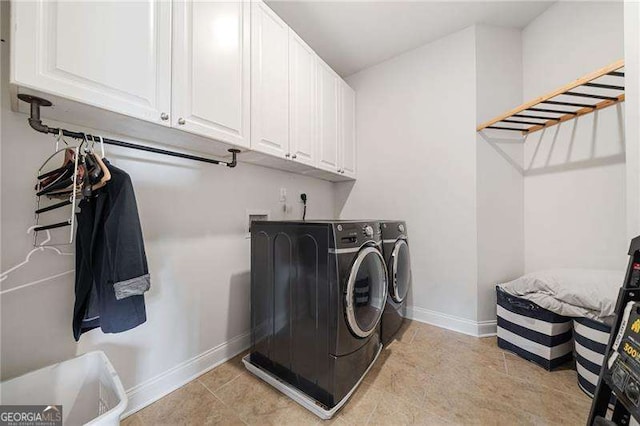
[245, 220, 387, 419]
[380, 221, 412, 345]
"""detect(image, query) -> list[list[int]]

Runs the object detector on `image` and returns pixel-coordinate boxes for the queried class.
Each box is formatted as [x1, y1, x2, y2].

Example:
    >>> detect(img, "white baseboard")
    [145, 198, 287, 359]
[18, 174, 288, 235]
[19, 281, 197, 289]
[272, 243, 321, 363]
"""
[405, 306, 497, 337]
[123, 331, 251, 418]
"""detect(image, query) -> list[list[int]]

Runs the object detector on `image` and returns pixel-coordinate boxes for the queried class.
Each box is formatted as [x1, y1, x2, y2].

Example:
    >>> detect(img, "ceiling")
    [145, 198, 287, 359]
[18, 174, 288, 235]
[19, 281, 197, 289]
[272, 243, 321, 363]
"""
[267, 1, 555, 77]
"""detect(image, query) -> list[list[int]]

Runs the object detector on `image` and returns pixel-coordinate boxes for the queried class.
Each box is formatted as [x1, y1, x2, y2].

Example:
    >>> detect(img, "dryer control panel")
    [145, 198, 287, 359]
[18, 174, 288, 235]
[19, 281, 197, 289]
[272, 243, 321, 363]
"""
[335, 222, 382, 249]
[381, 221, 408, 240]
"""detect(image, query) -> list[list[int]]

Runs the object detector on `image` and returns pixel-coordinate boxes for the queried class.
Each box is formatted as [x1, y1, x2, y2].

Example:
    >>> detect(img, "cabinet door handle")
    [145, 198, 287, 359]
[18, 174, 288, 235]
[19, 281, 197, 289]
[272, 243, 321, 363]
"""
[292, 154, 297, 159]
[285, 153, 290, 158]
[160, 112, 169, 121]
[178, 118, 186, 125]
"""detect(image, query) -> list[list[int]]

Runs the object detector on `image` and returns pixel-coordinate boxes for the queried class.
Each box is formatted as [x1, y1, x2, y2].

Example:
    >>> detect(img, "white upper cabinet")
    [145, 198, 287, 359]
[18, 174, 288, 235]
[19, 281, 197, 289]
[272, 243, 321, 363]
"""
[172, 1, 250, 147]
[340, 82, 356, 178]
[11, 1, 172, 126]
[250, 1, 289, 158]
[288, 30, 316, 167]
[316, 60, 340, 173]
[11, 1, 355, 181]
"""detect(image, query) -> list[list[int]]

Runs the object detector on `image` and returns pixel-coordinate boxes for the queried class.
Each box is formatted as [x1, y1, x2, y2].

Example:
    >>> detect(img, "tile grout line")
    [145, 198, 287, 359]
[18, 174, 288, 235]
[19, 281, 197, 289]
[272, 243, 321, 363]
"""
[499, 353, 592, 400]
[408, 328, 418, 345]
[198, 378, 251, 426]
[198, 380, 249, 425]
[364, 401, 380, 425]
[210, 371, 244, 394]
[125, 413, 145, 426]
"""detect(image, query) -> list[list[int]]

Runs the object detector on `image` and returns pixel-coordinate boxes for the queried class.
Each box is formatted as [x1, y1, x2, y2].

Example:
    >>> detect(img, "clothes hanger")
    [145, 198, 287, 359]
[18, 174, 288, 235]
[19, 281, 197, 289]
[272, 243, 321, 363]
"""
[83, 135, 103, 185]
[90, 155, 111, 190]
[36, 159, 85, 196]
[81, 135, 110, 194]
[33, 138, 78, 213]
[37, 135, 93, 196]
[37, 174, 77, 196]
[33, 145, 81, 246]
[41, 138, 110, 199]
[55, 128, 69, 151]
[0, 226, 73, 283]
[96, 135, 105, 159]
[36, 131, 72, 181]
[36, 148, 77, 192]
[80, 135, 110, 196]
[84, 152, 101, 184]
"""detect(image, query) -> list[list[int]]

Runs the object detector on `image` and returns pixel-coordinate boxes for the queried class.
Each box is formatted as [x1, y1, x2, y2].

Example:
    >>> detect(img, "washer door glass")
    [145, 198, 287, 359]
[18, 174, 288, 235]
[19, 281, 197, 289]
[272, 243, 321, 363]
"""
[345, 246, 388, 338]
[389, 239, 411, 303]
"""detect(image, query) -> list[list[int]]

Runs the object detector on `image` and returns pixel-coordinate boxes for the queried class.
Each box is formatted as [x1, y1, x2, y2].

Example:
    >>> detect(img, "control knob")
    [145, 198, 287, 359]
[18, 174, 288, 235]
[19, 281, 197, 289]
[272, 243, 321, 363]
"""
[363, 225, 374, 238]
[398, 224, 405, 233]
[627, 380, 640, 405]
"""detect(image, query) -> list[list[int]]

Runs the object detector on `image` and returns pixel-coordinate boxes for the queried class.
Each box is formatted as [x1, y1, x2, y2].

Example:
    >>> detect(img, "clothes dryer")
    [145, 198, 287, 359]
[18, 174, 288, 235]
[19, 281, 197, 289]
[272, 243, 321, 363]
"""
[380, 221, 411, 345]
[245, 220, 387, 419]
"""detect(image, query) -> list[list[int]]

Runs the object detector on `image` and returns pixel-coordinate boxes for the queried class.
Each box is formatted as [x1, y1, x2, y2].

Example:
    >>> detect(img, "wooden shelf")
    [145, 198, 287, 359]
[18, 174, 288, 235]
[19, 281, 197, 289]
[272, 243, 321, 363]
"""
[477, 59, 625, 135]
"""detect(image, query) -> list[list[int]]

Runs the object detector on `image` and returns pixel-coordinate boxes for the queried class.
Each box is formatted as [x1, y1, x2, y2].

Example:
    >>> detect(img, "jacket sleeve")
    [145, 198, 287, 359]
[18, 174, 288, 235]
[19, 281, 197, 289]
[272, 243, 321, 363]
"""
[106, 175, 151, 300]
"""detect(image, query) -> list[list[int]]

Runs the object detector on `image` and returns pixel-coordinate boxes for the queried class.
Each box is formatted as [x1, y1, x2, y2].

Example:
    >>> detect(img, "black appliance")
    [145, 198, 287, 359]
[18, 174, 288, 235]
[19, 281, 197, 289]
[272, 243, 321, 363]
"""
[245, 220, 387, 417]
[380, 221, 411, 345]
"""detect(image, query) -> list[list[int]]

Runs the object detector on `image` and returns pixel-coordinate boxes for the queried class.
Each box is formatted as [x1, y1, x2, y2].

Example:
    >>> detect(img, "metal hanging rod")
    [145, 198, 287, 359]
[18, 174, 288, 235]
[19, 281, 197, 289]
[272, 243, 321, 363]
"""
[17, 94, 241, 168]
[486, 126, 529, 132]
[513, 114, 560, 121]
[563, 91, 619, 101]
[502, 118, 547, 126]
[527, 107, 578, 116]
[583, 82, 625, 91]
[541, 100, 597, 109]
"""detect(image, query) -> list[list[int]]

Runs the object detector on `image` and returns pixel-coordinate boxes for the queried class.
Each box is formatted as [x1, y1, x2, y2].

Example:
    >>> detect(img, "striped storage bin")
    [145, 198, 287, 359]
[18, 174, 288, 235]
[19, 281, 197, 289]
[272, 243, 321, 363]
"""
[496, 287, 574, 370]
[573, 317, 611, 398]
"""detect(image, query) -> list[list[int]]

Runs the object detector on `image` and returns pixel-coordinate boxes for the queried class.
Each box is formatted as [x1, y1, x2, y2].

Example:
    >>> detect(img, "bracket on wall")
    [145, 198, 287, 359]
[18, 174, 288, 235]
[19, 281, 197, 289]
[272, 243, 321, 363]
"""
[476, 59, 625, 136]
[17, 94, 242, 167]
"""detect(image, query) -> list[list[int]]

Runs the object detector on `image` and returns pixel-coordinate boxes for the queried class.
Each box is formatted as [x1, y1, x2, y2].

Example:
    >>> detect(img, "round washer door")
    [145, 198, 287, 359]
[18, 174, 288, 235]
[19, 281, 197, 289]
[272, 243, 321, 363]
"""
[389, 239, 411, 303]
[345, 246, 388, 338]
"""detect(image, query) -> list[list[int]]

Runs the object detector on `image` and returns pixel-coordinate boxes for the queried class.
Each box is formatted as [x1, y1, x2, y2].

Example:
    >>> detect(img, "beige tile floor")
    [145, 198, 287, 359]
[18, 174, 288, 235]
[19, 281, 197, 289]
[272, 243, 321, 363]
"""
[122, 320, 592, 425]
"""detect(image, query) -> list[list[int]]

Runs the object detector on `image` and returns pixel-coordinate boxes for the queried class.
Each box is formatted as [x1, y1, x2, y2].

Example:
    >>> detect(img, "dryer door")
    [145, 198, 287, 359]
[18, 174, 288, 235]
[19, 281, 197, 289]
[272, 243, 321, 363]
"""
[389, 239, 411, 303]
[345, 246, 388, 338]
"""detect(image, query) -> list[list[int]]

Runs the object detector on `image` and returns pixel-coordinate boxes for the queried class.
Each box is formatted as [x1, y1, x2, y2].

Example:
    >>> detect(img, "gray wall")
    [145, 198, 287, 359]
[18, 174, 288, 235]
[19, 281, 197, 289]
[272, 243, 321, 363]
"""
[339, 26, 479, 322]
[522, 2, 627, 273]
[475, 25, 524, 324]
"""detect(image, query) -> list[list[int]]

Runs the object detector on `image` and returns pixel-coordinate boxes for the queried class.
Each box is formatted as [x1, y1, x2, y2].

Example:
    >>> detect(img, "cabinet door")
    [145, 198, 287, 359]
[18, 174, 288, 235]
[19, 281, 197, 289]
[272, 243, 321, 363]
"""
[172, 1, 250, 147]
[340, 82, 357, 178]
[11, 1, 171, 125]
[251, 1, 289, 158]
[288, 31, 316, 167]
[316, 61, 340, 173]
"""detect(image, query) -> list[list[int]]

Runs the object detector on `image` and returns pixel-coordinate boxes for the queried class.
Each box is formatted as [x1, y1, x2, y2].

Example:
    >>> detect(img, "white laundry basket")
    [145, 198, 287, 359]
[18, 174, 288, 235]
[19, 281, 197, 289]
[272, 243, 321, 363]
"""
[0, 351, 127, 425]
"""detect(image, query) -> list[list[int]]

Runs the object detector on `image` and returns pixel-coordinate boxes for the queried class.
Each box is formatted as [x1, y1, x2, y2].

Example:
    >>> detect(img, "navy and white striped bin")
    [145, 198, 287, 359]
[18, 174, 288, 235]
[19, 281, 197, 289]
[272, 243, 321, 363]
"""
[573, 317, 611, 398]
[496, 287, 573, 370]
